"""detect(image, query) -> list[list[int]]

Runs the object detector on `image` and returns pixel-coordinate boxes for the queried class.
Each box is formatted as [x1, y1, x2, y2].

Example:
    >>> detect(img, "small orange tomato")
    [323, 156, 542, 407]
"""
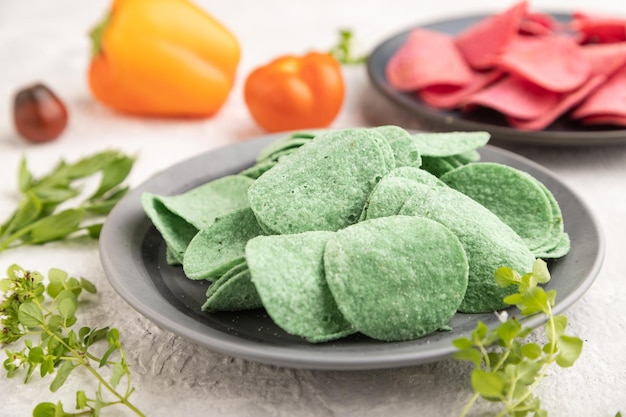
[244, 52, 345, 132]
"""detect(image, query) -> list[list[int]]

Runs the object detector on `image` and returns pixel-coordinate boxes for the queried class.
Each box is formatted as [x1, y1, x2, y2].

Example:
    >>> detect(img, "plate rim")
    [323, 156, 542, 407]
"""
[99, 134, 605, 370]
[366, 12, 626, 146]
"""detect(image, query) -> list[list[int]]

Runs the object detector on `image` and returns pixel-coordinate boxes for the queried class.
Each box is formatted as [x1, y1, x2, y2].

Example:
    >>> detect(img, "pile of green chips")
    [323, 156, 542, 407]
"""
[142, 126, 569, 343]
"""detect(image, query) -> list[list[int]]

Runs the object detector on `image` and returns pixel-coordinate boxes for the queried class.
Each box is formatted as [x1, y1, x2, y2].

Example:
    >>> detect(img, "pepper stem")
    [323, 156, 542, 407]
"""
[89, 11, 111, 57]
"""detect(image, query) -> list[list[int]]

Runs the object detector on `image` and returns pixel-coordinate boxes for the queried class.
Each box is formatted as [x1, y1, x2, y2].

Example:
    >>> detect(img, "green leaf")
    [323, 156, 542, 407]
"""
[32, 186, 79, 205]
[3, 191, 43, 236]
[452, 337, 473, 350]
[106, 328, 120, 346]
[453, 348, 483, 367]
[110, 361, 126, 389]
[532, 259, 550, 285]
[0, 278, 12, 292]
[47, 268, 69, 298]
[32, 402, 56, 417]
[48, 268, 68, 284]
[494, 266, 521, 288]
[556, 335, 583, 368]
[79, 326, 91, 340]
[546, 315, 568, 345]
[471, 321, 489, 344]
[18, 156, 33, 193]
[99, 344, 118, 368]
[47, 315, 63, 332]
[76, 390, 88, 409]
[57, 298, 77, 321]
[520, 287, 548, 316]
[84, 327, 109, 347]
[17, 302, 45, 328]
[514, 359, 543, 386]
[66, 151, 122, 179]
[85, 223, 103, 238]
[471, 368, 505, 400]
[503, 293, 523, 306]
[496, 318, 522, 346]
[50, 360, 77, 392]
[520, 343, 542, 360]
[89, 155, 135, 200]
[28, 209, 85, 244]
[40, 355, 55, 377]
[28, 346, 45, 363]
[80, 277, 97, 294]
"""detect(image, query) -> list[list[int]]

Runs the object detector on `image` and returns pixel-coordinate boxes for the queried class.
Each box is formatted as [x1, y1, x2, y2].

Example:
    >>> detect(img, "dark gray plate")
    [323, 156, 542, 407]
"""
[99, 134, 604, 370]
[367, 13, 626, 146]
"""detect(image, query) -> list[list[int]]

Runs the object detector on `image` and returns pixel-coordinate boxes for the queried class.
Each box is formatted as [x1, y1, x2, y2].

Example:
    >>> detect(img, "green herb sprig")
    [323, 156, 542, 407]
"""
[1, 264, 145, 417]
[329, 29, 367, 65]
[454, 259, 584, 417]
[0, 150, 134, 254]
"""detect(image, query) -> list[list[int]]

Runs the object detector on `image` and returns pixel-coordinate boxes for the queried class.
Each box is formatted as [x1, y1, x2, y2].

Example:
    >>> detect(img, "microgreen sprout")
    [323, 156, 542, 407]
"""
[454, 259, 584, 417]
[1, 264, 145, 417]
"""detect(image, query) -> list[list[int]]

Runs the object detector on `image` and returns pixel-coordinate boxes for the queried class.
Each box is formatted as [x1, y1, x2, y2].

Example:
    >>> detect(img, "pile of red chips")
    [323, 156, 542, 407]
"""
[386, 1, 626, 130]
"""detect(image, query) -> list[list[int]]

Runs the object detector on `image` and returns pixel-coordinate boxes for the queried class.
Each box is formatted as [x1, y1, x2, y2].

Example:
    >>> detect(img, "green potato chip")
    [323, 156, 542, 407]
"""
[247, 128, 393, 234]
[534, 232, 571, 259]
[256, 137, 313, 164]
[386, 166, 446, 187]
[150, 175, 253, 230]
[373, 125, 422, 168]
[205, 261, 248, 299]
[183, 207, 264, 280]
[420, 156, 457, 177]
[361, 176, 426, 220]
[202, 263, 263, 312]
[440, 163, 555, 253]
[166, 246, 183, 266]
[454, 150, 481, 164]
[528, 180, 570, 257]
[239, 159, 277, 179]
[246, 231, 355, 343]
[141, 175, 254, 260]
[324, 216, 469, 342]
[141, 194, 199, 261]
[412, 131, 490, 157]
[399, 184, 535, 313]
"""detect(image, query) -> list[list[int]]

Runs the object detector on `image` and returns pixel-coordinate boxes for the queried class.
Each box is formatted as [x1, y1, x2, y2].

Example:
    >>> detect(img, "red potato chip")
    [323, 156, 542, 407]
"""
[581, 42, 626, 77]
[386, 29, 472, 91]
[572, 12, 626, 43]
[519, 12, 558, 36]
[455, 1, 528, 70]
[419, 69, 503, 109]
[462, 75, 559, 120]
[571, 64, 626, 120]
[508, 74, 606, 130]
[578, 115, 626, 127]
[497, 35, 591, 92]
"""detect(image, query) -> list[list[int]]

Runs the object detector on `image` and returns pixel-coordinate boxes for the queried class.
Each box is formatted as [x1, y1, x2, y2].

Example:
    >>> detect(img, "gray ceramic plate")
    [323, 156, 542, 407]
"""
[99, 133, 604, 370]
[367, 13, 626, 146]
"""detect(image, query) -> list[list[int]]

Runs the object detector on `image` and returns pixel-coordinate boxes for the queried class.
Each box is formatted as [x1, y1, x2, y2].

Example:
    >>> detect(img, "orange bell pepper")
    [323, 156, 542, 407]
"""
[88, 0, 240, 118]
[244, 52, 345, 132]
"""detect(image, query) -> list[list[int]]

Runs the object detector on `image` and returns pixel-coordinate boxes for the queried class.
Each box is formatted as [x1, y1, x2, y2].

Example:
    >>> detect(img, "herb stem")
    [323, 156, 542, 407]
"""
[31, 298, 146, 417]
[458, 392, 480, 417]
